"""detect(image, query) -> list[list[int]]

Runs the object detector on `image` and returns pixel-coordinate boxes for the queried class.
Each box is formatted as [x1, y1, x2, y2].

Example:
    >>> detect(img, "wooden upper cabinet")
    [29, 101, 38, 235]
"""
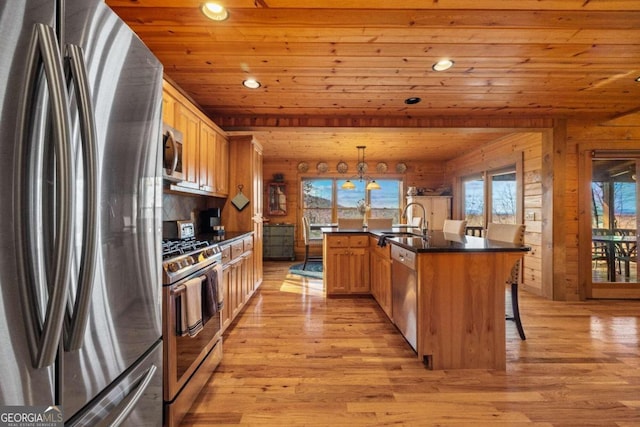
[199, 121, 217, 193]
[175, 103, 200, 190]
[162, 88, 177, 128]
[199, 120, 229, 196]
[162, 79, 229, 196]
[215, 132, 229, 196]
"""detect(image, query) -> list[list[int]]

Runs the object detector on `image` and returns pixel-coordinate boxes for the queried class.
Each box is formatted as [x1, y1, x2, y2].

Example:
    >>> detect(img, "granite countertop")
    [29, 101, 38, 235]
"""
[198, 230, 253, 246]
[322, 227, 530, 253]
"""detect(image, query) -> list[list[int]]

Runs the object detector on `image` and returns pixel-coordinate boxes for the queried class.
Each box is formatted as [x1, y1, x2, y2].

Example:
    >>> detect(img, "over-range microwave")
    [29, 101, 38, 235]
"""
[163, 123, 184, 182]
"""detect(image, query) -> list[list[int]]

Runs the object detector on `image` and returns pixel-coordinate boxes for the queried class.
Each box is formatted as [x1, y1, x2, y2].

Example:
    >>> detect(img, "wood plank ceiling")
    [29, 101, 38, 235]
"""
[106, 0, 640, 161]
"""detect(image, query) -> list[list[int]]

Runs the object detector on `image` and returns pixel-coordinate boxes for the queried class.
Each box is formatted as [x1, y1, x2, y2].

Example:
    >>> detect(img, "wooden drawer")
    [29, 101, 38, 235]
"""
[243, 236, 254, 251]
[349, 235, 369, 248]
[231, 241, 244, 259]
[326, 235, 349, 248]
[220, 245, 232, 264]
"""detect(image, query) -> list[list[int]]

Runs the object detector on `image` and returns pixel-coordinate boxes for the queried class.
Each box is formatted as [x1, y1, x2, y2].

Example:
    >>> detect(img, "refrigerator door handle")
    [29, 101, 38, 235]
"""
[15, 23, 75, 369]
[63, 43, 99, 352]
[95, 365, 158, 427]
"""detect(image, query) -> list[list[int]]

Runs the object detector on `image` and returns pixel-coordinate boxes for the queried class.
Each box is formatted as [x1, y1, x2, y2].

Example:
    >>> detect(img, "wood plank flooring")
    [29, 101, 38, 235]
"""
[181, 261, 640, 426]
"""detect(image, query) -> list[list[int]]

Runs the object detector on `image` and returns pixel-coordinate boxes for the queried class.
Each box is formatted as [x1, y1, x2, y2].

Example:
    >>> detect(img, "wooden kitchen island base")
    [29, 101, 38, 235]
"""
[322, 228, 529, 371]
[417, 251, 524, 370]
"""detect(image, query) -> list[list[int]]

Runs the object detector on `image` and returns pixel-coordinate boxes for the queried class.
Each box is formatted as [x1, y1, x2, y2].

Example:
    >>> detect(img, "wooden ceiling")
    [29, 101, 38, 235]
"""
[106, 0, 640, 161]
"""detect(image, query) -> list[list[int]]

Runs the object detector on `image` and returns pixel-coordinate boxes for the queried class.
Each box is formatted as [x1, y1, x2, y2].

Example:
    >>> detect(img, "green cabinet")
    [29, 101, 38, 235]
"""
[263, 224, 295, 260]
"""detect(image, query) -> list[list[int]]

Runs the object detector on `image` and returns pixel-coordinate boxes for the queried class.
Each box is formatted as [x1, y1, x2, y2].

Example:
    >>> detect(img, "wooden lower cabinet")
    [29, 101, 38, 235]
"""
[221, 261, 232, 330]
[220, 234, 258, 334]
[324, 234, 369, 295]
[369, 236, 392, 318]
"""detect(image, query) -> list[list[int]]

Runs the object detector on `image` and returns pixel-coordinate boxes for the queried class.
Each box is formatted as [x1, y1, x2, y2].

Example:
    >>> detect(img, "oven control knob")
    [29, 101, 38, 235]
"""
[203, 248, 214, 258]
[168, 262, 180, 272]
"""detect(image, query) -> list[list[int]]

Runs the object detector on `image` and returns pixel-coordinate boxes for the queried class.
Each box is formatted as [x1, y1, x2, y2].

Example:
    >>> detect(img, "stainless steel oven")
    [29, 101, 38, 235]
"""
[162, 124, 184, 182]
[162, 239, 223, 427]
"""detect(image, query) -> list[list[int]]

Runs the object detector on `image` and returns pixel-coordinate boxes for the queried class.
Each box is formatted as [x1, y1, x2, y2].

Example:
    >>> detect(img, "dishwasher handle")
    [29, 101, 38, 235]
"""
[391, 245, 416, 270]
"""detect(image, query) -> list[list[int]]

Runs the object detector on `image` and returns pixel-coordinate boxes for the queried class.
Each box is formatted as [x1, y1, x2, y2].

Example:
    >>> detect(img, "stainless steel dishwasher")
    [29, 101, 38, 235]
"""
[391, 245, 417, 352]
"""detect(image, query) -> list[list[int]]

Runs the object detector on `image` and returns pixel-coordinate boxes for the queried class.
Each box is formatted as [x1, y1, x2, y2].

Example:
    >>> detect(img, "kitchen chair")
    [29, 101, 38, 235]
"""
[367, 218, 393, 230]
[302, 216, 323, 270]
[613, 229, 637, 278]
[338, 218, 364, 229]
[442, 219, 467, 234]
[465, 226, 483, 237]
[486, 223, 527, 340]
[591, 228, 610, 269]
[410, 216, 422, 227]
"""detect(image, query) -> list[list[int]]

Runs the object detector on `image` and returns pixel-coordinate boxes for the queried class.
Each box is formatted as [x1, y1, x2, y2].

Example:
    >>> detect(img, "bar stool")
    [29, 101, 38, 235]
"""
[486, 223, 527, 340]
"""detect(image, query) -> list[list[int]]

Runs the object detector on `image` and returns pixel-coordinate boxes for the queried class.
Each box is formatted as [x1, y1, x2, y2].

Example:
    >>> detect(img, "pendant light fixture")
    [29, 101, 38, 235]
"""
[341, 146, 381, 190]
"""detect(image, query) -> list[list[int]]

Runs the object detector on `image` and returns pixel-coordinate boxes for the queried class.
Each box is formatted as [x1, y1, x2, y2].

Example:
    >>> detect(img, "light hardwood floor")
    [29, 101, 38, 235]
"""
[181, 261, 640, 426]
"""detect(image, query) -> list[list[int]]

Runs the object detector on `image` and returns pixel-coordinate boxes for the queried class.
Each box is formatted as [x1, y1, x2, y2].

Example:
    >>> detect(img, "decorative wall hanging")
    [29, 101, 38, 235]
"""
[316, 162, 328, 173]
[376, 162, 388, 173]
[231, 185, 250, 211]
[297, 162, 309, 173]
[336, 161, 348, 174]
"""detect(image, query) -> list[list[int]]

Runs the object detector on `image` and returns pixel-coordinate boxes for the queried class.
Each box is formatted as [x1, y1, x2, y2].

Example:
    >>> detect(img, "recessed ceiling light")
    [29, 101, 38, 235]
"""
[201, 2, 229, 21]
[404, 97, 421, 105]
[636, 76, 640, 82]
[243, 78, 261, 89]
[432, 59, 454, 72]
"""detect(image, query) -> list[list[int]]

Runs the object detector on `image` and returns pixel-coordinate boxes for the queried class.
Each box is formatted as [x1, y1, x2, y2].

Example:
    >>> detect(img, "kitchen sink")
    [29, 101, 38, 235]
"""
[377, 231, 425, 247]
[378, 231, 422, 237]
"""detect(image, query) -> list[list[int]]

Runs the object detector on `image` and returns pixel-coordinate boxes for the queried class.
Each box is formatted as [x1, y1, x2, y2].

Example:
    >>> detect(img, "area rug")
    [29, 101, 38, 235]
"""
[288, 262, 323, 279]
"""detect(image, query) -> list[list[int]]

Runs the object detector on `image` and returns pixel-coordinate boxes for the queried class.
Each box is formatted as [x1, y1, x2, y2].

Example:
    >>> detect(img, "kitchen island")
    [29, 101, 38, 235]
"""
[322, 227, 530, 370]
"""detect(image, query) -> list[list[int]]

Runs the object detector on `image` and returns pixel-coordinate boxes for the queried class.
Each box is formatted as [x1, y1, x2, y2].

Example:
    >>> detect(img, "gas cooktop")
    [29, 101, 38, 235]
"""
[161, 238, 221, 285]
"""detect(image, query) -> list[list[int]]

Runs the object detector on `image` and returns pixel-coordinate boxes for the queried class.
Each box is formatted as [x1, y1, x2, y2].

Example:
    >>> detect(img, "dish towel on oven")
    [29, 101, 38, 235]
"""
[180, 276, 205, 337]
[202, 264, 224, 325]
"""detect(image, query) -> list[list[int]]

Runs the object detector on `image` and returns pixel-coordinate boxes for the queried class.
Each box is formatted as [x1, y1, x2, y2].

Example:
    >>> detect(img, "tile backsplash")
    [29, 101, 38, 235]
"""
[162, 193, 205, 222]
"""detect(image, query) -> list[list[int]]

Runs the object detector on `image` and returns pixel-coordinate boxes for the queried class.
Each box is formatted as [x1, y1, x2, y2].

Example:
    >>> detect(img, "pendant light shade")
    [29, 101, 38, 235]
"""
[342, 179, 356, 190]
[340, 146, 381, 190]
[366, 180, 381, 190]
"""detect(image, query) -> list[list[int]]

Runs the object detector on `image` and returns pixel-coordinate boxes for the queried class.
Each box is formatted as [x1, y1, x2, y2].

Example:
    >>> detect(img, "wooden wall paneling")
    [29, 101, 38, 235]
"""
[445, 132, 544, 296]
[542, 123, 567, 300]
[263, 157, 448, 260]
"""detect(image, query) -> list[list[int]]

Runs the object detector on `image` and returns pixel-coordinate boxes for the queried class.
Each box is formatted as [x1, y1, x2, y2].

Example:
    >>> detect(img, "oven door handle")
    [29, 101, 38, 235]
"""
[171, 275, 206, 336]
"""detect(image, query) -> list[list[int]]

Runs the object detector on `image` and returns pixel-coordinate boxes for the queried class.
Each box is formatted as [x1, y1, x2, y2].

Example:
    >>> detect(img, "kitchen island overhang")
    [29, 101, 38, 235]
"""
[322, 227, 530, 370]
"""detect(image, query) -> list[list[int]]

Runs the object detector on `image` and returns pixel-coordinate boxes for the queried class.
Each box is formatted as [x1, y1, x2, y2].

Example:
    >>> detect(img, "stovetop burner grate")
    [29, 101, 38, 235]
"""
[162, 238, 210, 260]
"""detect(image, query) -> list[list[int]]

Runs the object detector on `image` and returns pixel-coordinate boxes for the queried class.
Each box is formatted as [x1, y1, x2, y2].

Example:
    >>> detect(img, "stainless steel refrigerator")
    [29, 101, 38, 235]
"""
[0, 1, 163, 425]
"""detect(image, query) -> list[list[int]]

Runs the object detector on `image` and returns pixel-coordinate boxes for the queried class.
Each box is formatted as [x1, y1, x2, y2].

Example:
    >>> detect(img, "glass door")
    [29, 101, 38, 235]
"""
[489, 169, 517, 225]
[462, 174, 484, 236]
[590, 157, 639, 291]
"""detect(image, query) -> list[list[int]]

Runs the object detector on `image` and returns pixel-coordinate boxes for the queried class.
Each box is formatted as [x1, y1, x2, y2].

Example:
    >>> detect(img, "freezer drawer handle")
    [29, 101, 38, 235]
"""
[63, 43, 99, 352]
[95, 364, 158, 427]
[15, 23, 75, 369]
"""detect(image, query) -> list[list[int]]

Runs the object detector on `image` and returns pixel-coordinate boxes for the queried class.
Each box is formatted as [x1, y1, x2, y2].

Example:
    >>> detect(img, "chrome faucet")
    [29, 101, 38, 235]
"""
[402, 202, 428, 237]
